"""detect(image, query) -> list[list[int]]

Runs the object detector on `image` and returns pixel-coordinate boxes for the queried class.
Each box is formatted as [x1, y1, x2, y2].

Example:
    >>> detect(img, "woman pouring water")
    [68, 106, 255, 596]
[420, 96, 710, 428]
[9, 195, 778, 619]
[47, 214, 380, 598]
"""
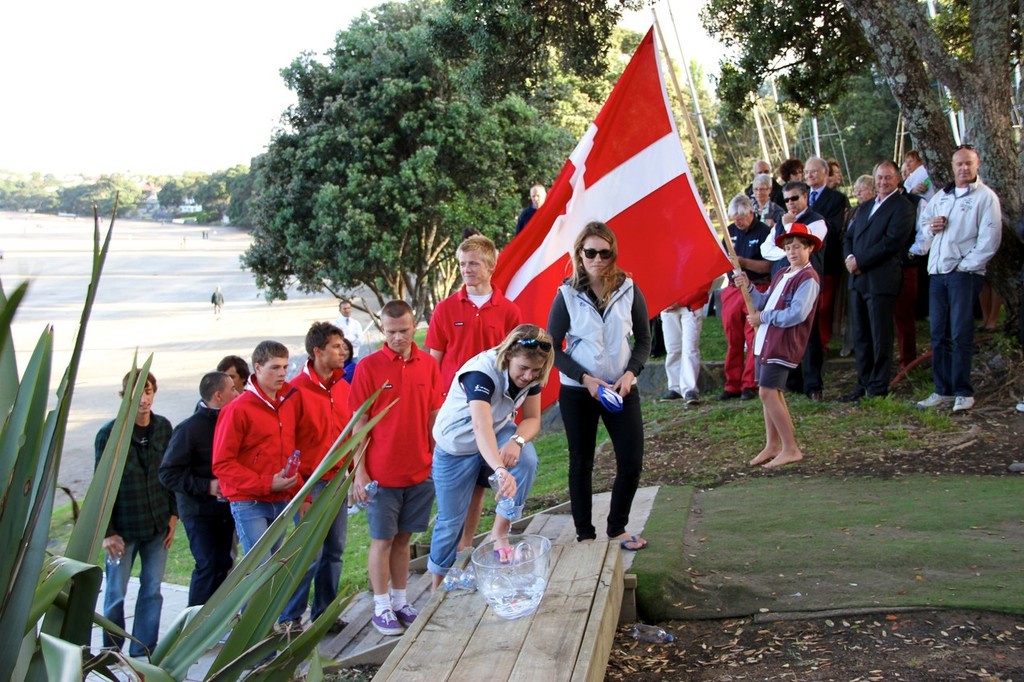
[428, 324, 555, 589]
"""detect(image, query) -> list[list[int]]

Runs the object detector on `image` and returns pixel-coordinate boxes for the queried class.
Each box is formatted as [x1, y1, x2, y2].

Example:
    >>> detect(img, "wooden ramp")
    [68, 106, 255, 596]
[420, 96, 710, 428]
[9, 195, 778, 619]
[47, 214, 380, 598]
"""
[374, 539, 622, 681]
[322, 486, 658, 675]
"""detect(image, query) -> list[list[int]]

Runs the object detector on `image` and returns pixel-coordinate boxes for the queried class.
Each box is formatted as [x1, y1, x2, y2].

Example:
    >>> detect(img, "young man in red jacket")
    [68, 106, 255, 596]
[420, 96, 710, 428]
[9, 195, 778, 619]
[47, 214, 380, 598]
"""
[212, 340, 301, 561]
[279, 322, 354, 632]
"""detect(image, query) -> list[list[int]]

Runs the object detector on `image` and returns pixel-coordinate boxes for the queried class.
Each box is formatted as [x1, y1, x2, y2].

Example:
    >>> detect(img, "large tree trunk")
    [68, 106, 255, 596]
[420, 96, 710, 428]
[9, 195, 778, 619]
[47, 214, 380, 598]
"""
[844, 0, 955, 184]
[846, 0, 1023, 335]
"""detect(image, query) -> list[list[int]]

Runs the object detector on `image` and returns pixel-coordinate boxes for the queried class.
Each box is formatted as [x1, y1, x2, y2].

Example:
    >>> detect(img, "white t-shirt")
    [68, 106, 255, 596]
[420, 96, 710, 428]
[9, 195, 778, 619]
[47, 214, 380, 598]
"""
[333, 314, 365, 358]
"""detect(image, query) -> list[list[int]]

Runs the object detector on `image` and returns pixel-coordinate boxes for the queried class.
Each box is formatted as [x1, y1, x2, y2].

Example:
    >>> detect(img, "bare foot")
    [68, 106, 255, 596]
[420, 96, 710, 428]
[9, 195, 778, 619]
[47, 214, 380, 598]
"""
[750, 447, 780, 466]
[763, 450, 804, 468]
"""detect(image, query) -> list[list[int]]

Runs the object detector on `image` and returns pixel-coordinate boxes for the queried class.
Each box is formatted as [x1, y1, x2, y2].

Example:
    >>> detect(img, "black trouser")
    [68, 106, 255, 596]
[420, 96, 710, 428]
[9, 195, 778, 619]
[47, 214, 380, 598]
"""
[183, 514, 236, 606]
[850, 289, 897, 396]
[801, 309, 825, 394]
[559, 385, 644, 541]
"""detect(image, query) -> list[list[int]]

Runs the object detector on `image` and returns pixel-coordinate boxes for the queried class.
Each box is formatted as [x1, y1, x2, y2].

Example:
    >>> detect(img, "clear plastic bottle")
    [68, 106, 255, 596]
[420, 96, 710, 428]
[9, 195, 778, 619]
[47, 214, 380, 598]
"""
[284, 449, 301, 477]
[487, 471, 518, 520]
[630, 623, 674, 643]
[356, 480, 379, 510]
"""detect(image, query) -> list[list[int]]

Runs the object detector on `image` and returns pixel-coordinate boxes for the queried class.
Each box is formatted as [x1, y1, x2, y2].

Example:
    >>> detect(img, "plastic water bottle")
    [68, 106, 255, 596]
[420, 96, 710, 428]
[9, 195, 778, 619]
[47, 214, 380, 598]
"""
[284, 449, 301, 477]
[356, 480, 378, 510]
[631, 623, 674, 643]
[442, 566, 477, 591]
[487, 471, 518, 520]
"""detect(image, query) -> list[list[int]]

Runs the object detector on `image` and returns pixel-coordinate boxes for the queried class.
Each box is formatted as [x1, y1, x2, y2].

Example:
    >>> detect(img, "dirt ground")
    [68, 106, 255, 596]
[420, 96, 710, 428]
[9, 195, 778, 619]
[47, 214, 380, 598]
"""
[598, 357, 1024, 681]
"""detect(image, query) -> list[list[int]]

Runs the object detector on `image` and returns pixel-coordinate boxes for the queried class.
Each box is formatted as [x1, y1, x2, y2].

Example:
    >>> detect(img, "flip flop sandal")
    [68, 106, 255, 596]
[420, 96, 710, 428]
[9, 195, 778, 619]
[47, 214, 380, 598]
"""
[619, 535, 647, 551]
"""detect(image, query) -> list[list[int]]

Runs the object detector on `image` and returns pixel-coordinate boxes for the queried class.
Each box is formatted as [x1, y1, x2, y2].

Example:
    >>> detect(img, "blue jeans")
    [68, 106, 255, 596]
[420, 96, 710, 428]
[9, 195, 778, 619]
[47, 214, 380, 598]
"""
[929, 271, 983, 397]
[102, 532, 168, 657]
[281, 480, 348, 623]
[183, 514, 235, 606]
[230, 500, 289, 559]
[427, 424, 538, 576]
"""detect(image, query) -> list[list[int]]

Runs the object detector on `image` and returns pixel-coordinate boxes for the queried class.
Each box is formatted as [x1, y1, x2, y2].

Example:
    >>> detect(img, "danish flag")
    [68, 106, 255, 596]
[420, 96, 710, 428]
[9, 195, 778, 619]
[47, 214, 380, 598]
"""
[493, 28, 731, 403]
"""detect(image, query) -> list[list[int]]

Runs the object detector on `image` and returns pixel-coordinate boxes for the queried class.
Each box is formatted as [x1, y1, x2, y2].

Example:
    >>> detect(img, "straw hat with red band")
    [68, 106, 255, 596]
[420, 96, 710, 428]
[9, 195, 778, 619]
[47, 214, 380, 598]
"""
[775, 222, 823, 252]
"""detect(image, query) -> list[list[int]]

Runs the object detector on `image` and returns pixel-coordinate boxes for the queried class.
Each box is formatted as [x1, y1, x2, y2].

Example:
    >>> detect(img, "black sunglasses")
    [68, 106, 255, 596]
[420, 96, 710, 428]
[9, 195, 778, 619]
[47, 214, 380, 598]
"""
[518, 338, 552, 352]
[581, 248, 614, 259]
[955, 143, 976, 151]
[783, 195, 802, 203]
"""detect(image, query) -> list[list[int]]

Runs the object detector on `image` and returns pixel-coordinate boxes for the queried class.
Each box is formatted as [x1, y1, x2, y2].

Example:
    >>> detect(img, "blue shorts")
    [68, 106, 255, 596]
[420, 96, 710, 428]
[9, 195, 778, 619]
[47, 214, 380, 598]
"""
[755, 358, 790, 391]
[366, 478, 434, 540]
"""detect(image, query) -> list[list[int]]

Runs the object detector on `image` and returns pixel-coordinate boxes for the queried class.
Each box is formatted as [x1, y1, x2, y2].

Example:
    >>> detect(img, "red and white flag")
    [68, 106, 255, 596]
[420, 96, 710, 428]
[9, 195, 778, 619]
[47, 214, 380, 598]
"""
[494, 28, 732, 349]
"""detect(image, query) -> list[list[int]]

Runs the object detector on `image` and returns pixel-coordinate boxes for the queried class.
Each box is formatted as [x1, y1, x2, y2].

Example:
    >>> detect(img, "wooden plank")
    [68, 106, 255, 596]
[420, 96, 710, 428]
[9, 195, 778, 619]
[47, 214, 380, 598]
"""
[507, 541, 609, 681]
[323, 641, 398, 669]
[446, 544, 566, 681]
[572, 543, 623, 682]
[374, 588, 486, 680]
[327, 569, 430, 659]
[373, 549, 478, 681]
[619, 573, 637, 625]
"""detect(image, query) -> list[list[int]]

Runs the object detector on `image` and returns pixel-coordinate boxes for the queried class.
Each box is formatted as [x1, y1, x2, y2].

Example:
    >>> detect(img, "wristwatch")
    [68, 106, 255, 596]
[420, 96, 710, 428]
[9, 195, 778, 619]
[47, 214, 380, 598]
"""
[510, 434, 526, 448]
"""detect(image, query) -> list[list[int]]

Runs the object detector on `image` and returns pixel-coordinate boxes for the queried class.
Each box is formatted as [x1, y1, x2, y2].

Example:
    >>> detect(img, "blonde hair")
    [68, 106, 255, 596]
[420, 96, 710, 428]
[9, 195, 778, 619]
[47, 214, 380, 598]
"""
[457, 234, 498, 270]
[569, 221, 627, 308]
[494, 324, 554, 385]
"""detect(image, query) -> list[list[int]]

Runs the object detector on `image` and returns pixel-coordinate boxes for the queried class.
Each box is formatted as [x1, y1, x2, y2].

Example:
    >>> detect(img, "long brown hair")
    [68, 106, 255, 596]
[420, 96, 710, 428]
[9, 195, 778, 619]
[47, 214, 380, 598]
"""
[569, 221, 627, 308]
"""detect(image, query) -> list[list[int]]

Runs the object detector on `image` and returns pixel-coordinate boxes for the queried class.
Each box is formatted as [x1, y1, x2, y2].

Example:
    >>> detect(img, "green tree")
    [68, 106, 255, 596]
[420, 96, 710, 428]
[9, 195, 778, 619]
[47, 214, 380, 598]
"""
[226, 166, 254, 227]
[429, 0, 644, 98]
[56, 175, 139, 218]
[157, 179, 185, 212]
[243, 0, 570, 316]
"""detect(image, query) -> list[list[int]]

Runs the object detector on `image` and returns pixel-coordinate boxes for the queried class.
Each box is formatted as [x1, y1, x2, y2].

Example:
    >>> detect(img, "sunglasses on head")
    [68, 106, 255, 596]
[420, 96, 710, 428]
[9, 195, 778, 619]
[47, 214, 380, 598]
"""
[783, 195, 801, 203]
[955, 143, 976, 151]
[517, 338, 552, 352]
[581, 248, 614, 259]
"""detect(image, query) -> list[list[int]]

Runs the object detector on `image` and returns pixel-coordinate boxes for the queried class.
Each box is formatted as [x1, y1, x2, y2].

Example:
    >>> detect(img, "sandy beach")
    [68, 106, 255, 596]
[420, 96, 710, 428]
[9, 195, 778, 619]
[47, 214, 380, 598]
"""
[1, 211, 376, 502]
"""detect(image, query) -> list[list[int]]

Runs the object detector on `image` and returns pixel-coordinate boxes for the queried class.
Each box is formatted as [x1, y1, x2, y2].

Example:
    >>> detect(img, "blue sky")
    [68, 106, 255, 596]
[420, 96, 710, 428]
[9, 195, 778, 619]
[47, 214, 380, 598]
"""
[0, 1, 722, 177]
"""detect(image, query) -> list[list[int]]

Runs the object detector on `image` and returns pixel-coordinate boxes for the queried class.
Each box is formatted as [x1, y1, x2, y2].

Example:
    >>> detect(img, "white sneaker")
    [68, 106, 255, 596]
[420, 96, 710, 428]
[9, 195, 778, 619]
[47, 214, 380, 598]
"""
[1016, 402, 1024, 413]
[952, 396, 975, 412]
[916, 393, 954, 409]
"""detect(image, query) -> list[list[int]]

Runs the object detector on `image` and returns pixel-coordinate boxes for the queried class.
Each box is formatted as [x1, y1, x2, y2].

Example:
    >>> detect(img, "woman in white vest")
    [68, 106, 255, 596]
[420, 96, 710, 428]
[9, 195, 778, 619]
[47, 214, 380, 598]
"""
[547, 221, 651, 551]
[427, 324, 554, 587]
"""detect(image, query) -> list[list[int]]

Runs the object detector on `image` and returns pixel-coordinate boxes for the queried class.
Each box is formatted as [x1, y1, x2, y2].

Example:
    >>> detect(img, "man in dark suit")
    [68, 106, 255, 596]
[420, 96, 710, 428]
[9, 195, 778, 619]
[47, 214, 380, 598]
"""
[840, 160, 915, 401]
[804, 156, 850, 356]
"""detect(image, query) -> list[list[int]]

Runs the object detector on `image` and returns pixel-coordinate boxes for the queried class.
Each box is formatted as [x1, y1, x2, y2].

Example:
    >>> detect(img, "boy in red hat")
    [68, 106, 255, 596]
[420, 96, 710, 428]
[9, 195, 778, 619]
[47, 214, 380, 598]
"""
[732, 223, 821, 468]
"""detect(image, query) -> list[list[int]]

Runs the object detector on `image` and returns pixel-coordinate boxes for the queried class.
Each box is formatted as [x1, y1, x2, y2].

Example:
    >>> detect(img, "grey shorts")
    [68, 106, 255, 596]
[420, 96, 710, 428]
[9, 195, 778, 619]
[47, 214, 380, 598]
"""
[755, 358, 791, 391]
[366, 478, 435, 540]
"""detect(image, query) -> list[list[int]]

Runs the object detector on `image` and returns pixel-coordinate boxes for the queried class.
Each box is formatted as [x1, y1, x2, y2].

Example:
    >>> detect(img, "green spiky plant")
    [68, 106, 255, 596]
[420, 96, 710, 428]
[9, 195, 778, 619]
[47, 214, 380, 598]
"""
[1, 204, 389, 681]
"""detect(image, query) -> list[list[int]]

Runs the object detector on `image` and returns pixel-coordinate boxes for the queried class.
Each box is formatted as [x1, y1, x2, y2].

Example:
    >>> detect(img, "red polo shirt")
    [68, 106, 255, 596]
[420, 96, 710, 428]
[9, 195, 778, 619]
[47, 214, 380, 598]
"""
[348, 342, 443, 488]
[425, 286, 521, 394]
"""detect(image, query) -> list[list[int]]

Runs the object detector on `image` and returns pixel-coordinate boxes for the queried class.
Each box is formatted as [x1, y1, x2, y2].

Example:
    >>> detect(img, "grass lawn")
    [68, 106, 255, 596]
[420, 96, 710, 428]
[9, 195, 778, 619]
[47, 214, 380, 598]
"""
[634, 478, 1024, 621]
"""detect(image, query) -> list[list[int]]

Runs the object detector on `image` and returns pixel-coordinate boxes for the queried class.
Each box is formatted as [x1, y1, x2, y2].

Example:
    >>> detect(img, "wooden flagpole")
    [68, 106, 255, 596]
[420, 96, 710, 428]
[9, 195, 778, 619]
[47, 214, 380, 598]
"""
[652, 10, 756, 317]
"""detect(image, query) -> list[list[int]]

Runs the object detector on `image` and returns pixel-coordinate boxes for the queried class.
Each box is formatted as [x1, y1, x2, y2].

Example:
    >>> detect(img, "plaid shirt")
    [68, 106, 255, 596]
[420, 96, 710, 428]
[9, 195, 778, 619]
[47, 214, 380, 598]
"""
[95, 414, 177, 541]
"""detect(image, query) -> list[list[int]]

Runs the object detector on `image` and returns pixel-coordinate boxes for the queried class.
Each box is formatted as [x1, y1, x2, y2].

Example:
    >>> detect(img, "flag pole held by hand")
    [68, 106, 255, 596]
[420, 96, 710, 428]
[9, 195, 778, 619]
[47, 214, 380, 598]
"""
[653, 12, 757, 319]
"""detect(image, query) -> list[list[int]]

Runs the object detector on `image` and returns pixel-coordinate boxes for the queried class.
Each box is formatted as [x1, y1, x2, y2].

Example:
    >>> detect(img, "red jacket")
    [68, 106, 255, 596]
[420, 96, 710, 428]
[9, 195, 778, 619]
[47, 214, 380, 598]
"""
[212, 377, 301, 502]
[293, 362, 353, 480]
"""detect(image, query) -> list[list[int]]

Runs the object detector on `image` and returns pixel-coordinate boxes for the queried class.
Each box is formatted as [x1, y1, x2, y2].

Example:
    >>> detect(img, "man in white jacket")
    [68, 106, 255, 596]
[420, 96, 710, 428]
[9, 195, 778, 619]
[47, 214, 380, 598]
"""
[914, 145, 1002, 413]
